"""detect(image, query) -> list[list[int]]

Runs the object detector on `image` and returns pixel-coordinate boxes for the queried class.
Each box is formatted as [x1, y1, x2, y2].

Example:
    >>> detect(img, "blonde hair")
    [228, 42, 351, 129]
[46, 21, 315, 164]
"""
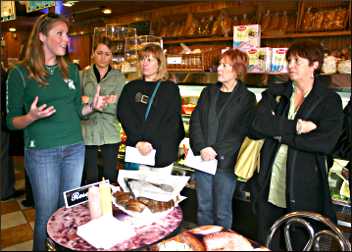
[22, 13, 69, 86]
[137, 44, 168, 81]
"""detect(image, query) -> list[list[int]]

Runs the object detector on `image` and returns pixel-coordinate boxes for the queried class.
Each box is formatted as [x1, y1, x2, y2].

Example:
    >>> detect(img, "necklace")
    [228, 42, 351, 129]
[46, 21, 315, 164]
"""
[45, 64, 58, 75]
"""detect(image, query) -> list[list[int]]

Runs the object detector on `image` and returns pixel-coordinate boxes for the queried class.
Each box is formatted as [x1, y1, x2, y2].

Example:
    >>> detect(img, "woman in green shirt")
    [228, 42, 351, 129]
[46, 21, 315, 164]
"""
[6, 13, 106, 250]
[81, 38, 126, 184]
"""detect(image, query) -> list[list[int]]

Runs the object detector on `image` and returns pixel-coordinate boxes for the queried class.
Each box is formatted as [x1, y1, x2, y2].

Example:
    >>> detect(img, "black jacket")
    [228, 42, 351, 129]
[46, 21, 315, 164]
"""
[249, 76, 344, 222]
[332, 99, 352, 161]
[117, 79, 185, 167]
[190, 81, 256, 171]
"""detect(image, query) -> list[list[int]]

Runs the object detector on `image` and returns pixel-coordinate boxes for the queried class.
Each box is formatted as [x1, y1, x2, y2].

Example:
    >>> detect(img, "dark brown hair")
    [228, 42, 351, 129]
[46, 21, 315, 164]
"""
[93, 36, 113, 51]
[22, 13, 70, 86]
[286, 40, 324, 74]
[221, 49, 249, 81]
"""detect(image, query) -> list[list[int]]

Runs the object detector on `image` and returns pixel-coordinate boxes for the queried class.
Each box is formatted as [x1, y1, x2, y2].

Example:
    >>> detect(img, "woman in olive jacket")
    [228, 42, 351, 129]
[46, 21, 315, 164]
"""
[81, 38, 126, 184]
[249, 40, 344, 249]
[190, 49, 256, 229]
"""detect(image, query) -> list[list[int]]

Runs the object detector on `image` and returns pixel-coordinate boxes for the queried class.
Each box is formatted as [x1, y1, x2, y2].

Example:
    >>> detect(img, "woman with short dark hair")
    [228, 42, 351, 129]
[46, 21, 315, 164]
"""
[249, 40, 344, 249]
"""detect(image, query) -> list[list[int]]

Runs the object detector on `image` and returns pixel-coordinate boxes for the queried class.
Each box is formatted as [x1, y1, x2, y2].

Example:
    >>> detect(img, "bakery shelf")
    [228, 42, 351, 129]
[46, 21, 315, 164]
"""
[162, 30, 351, 45]
[262, 30, 351, 39]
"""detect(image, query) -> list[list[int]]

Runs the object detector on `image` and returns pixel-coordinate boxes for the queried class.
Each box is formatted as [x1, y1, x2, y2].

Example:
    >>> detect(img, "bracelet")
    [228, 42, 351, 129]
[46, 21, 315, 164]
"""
[296, 119, 303, 135]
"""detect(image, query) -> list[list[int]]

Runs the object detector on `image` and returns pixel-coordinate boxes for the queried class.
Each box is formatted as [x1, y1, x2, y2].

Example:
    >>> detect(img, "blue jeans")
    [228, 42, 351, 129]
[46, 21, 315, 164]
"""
[195, 169, 237, 229]
[25, 143, 85, 251]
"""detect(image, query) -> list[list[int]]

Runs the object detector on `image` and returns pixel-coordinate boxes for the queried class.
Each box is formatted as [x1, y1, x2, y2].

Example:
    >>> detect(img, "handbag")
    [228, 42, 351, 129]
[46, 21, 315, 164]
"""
[234, 137, 264, 182]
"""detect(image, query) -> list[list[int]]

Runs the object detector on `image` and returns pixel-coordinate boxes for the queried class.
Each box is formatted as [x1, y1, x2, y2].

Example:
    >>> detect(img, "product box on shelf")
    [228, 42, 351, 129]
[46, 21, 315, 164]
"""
[246, 47, 272, 73]
[271, 48, 288, 73]
[233, 24, 261, 50]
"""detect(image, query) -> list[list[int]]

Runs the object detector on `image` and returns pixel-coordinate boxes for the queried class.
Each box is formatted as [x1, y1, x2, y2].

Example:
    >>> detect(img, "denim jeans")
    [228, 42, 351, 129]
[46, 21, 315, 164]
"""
[195, 169, 237, 229]
[25, 143, 85, 251]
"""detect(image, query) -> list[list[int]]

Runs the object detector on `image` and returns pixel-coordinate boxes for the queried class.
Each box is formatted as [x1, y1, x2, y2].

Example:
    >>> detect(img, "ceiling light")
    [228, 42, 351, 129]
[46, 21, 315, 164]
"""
[63, 1, 78, 7]
[102, 8, 112, 15]
[9, 27, 16, 32]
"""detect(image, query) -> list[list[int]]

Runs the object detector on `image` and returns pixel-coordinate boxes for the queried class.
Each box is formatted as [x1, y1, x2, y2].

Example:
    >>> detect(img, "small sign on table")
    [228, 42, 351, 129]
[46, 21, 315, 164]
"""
[63, 180, 109, 208]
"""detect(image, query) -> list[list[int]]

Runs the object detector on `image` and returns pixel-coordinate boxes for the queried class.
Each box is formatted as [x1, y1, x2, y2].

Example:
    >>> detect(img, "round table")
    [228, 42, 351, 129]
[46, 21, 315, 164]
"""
[47, 204, 183, 251]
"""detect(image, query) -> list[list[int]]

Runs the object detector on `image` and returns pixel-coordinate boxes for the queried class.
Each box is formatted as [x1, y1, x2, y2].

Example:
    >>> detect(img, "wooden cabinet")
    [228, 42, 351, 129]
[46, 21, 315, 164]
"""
[158, 0, 351, 51]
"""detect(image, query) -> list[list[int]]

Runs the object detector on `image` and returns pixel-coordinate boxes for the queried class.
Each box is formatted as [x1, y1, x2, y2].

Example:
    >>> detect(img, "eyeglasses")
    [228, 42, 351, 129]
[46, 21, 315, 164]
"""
[95, 51, 112, 57]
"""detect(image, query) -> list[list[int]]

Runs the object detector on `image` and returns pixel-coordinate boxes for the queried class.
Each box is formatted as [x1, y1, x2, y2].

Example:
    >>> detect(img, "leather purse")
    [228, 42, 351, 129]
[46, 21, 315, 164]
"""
[234, 137, 264, 182]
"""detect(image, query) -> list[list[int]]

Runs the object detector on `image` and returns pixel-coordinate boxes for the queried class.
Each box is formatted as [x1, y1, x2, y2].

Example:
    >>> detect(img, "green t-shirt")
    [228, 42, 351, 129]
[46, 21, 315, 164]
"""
[6, 63, 83, 149]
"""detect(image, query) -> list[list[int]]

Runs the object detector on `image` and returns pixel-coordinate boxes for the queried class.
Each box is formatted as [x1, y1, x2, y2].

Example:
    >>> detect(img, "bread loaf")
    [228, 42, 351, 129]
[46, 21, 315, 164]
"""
[137, 197, 175, 213]
[113, 191, 132, 206]
[125, 199, 147, 213]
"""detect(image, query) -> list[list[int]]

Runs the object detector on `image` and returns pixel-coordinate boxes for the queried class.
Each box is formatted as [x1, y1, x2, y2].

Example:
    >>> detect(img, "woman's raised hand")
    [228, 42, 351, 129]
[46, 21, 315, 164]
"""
[92, 85, 107, 111]
[28, 96, 56, 121]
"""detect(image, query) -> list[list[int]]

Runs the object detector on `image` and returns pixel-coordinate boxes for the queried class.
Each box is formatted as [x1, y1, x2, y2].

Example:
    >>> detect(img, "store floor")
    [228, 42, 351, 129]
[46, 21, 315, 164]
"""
[1, 156, 34, 251]
[0, 156, 197, 251]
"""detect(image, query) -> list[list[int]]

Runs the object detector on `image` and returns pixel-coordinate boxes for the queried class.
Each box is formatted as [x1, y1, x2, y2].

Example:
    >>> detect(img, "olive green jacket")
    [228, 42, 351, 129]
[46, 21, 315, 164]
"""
[80, 65, 126, 145]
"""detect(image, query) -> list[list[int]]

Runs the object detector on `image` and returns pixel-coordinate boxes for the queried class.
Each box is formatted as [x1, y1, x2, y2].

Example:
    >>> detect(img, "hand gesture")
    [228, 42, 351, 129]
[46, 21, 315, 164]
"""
[28, 96, 56, 121]
[92, 85, 107, 111]
[200, 147, 217, 161]
[81, 95, 89, 104]
[136, 141, 153, 156]
[104, 95, 117, 104]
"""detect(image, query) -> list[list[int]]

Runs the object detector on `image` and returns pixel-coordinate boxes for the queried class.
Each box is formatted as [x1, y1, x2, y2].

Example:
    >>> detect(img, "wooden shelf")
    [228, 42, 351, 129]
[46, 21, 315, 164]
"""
[163, 30, 351, 45]
[262, 30, 351, 39]
[163, 36, 231, 44]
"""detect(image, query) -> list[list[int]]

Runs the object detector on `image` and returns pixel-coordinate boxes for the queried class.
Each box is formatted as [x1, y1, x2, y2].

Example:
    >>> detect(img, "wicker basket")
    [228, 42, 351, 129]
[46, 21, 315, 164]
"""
[167, 48, 220, 72]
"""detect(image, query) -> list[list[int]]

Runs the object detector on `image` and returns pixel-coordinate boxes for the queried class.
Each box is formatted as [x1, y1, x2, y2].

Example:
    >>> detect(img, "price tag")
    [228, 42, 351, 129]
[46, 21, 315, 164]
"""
[167, 56, 182, 65]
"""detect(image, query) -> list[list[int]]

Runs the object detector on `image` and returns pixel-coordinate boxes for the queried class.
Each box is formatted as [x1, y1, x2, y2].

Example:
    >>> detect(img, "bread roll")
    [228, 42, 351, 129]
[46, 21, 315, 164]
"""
[203, 231, 253, 251]
[137, 197, 175, 213]
[113, 191, 132, 206]
[125, 199, 147, 213]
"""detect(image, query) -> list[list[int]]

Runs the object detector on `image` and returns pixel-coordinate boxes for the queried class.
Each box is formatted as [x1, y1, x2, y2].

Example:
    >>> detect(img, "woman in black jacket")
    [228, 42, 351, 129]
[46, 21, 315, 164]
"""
[249, 40, 344, 249]
[117, 44, 184, 174]
[189, 49, 256, 229]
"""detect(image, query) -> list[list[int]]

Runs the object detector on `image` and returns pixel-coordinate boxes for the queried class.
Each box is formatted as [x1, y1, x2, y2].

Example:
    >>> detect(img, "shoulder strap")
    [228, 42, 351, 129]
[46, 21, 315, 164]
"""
[144, 80, 161, 120]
